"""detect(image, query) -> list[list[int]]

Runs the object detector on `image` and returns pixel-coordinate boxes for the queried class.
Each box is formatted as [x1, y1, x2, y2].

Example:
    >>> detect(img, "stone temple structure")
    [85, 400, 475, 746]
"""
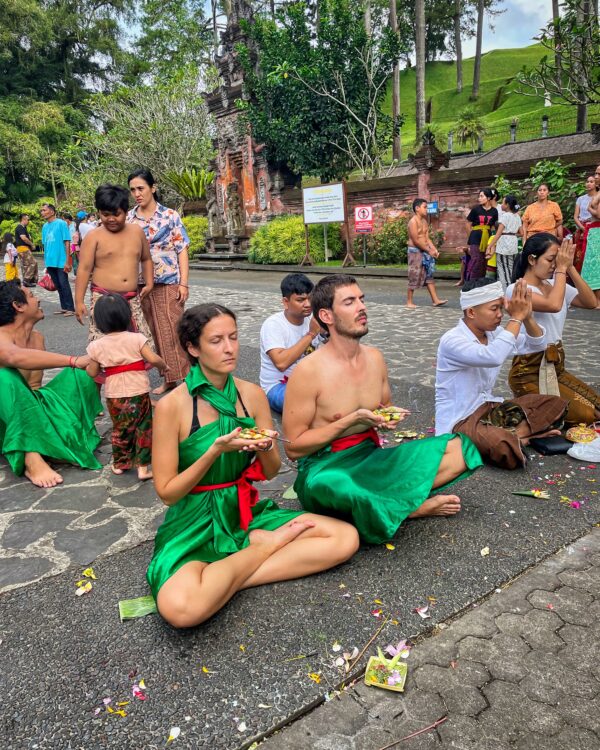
[204, 0, 300, 254]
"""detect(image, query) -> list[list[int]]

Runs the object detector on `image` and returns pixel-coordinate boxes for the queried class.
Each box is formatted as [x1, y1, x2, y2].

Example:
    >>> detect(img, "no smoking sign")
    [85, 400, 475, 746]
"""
[354, 205, 373, 233]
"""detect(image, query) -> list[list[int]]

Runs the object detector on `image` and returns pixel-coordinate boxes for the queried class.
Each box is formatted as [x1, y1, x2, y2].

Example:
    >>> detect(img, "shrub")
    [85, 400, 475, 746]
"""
[372, 217, 409, 264]
[182, 215, 208, 257]
[454, 106, 486, 153]
[248, 215, 342, 264]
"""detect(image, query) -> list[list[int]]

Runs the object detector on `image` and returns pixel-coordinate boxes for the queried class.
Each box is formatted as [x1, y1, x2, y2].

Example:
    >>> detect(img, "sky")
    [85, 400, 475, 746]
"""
[461, 0, 552, 58]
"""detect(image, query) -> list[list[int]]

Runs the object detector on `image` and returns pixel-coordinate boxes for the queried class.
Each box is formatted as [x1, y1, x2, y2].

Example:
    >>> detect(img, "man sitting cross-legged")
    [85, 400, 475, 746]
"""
[259, 272, 323, 413]
[0, 281, 102, 487]
[435, 278, 567, 469]
[282, 274, 483, 545]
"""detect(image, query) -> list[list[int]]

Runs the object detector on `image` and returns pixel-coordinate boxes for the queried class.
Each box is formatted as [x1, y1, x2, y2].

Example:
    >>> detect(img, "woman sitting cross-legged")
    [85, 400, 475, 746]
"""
[148, 303, 360, 628]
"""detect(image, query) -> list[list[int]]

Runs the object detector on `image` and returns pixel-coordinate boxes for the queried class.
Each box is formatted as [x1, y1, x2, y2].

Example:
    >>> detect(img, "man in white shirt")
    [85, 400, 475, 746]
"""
[260, 273, 322, 412]
[435, 278, 567, 469]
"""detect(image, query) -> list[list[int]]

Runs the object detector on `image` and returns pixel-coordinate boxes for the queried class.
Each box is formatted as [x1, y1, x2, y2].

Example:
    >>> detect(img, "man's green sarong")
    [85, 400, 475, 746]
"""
[294, 432, 482, 544]
[146, 365, 303, 600]
[0, 367, 102, 476]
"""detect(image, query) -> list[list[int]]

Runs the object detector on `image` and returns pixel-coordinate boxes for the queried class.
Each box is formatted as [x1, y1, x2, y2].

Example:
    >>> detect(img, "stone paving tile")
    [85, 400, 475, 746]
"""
[260, 529, 600, 749]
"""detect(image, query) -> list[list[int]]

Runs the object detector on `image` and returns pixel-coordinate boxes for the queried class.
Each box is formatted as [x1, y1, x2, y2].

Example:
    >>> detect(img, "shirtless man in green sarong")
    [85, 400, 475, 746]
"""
[0, 280, 102, 487]
[283, 274, 482, 544]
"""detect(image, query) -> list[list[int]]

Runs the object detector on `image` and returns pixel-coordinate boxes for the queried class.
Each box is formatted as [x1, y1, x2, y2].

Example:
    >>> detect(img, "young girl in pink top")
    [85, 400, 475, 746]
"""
[86, 294, 167, 479]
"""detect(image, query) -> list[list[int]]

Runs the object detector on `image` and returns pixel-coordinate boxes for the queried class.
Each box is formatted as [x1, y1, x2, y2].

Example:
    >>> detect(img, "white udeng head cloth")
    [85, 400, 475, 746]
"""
[460, 281, 504, 310]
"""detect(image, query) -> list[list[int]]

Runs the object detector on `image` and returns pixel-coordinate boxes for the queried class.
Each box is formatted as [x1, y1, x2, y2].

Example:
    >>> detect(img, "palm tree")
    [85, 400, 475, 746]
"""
[454, 106, 486, 152]
[454, 0, 463, 93]
[415, 0, 426, 131]
[471, 0, 484, 100]
[390, 0, 401, 160]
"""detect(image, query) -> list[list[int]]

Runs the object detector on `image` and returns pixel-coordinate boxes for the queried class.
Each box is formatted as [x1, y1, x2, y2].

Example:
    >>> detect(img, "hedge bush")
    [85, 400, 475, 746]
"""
[182, 215, 208, 257]
[248, 215, 342, 264]
[373, 217, 409, 264]
[0, 197, 52, 246]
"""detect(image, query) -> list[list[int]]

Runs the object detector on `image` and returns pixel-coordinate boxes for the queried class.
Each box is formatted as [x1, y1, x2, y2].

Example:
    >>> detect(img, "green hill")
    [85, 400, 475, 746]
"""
[386, 44, 600, 154]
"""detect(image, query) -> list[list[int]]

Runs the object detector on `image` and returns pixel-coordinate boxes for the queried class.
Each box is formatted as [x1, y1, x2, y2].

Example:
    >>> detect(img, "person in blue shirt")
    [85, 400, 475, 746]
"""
[41, 203, 75, 315]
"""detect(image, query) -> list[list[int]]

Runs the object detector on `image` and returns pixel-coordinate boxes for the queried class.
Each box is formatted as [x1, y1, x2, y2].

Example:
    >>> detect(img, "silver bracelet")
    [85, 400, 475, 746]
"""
[507, 318, 523, 326]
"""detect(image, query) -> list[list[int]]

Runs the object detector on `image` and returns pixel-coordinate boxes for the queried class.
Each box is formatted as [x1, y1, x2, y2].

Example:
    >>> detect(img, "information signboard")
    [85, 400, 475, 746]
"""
[302, 183, 346, 225]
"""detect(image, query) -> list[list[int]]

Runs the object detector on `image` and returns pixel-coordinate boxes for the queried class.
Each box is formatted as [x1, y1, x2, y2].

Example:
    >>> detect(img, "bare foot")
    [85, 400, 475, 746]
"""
[137, 466, 153, 481]
[111, 465, 124, 475]
[152, 382, 176, 396]
[520, 428, 561, 446]
[249, 519, 316, 551]
[406, 303, 417, 310]
[24, 453, 63, 488]
[433, 300, 448, 307]
[409, 494, 461, 518]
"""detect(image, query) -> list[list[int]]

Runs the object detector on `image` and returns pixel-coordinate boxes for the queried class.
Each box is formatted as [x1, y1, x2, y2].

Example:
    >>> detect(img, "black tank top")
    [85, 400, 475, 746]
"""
[189, 389, 250, 436]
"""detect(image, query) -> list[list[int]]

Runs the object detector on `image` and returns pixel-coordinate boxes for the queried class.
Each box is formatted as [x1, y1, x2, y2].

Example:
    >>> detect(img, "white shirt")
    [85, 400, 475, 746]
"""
[506, 279, 578, 349]
[495, 211, 521, 255]
[3, 242, 17, 264]
[435, 318, 546, 435]
[259, 312, 319, 394]
[79, 221, 97, 240]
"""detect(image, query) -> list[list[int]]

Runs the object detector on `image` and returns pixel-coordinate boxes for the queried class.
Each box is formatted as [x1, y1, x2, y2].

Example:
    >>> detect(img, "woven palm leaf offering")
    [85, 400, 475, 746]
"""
[373, 406, 403, 422]
[238, 428, 272, 441]
[364, 647, 408, 692]
[565, 424, 597, 443]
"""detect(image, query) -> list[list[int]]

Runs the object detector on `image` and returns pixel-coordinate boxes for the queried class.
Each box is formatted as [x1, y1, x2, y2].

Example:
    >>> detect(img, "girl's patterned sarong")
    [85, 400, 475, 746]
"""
[106, 392, 153, 470]
[509, 342, 600, 426]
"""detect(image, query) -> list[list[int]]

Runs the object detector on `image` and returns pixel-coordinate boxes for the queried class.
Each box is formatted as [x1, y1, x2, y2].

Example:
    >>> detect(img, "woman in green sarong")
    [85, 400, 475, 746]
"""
[0, 280, 102, 487]
[148, 303, 359, 629]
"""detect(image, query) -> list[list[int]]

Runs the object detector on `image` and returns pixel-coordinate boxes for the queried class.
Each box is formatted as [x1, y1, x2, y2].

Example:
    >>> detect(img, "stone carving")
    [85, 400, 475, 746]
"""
[206, 181, 225, 238]
[226, 182, 245, 235]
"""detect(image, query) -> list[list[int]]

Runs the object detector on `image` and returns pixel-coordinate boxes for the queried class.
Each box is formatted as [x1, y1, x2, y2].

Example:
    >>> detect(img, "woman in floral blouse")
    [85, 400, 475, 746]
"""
[127, 168, 191, 394]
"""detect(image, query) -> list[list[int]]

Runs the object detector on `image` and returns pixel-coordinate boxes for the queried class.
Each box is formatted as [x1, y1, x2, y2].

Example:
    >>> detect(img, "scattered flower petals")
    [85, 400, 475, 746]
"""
[239, 645, 246, 652]
[338, 583, 346, 589]
[167, 727, 181, 743]
[308, 672, 321, 684]
[385, 543, 395, 550]
[258, 704, 272, 709]
[184, 716, 191, 722]
[138, 679, 146, 690]
[385, 640, 410, 658]
[343, 647, 359, 661]
[103, 697, 112, 706]
[570, 501, 581, 509]
[480, 547, 490, 557]
[201, 666, 214, 675]
[334, 656, 346, 668]
[413, 606, 431, 619]
[75, 581, 93, 596]
[82, 567, 97, 580]
[371, 608, 383, 618]
[373, 599, 383, 605]
[132, 685, 147, 701]
[237, 721, 247, 732]
[332, 641, 342, 652]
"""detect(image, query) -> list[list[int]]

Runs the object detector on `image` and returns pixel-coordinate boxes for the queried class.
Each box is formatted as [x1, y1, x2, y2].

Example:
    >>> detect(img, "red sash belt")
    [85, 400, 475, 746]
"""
[330, 428, 380, 453]
[104, 360, 146, 377]
[190, 460, 267, 531]
[90, 283, 138, 300]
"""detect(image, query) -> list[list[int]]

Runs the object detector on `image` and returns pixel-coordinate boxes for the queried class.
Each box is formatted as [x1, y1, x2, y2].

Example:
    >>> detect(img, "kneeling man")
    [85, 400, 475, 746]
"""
[283, 274, 483, 544]
[435, 278, 567, 469]
[260, 273, 322, 413]
[0, 281, 102, 487]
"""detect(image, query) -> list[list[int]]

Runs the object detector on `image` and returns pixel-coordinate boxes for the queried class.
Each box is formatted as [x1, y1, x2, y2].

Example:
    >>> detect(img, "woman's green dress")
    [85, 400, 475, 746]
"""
[146, 365, 303, 599]
[294, 432, 482, 544]
[0, 366, 102, 476]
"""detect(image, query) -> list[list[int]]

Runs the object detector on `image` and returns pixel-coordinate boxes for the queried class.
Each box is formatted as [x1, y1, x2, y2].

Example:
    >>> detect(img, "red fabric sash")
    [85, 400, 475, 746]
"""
[104, 360, 146, 377]
[330, 428, 380, 453]
[90, 283, 138, 300]
[190, 460, 267, 531]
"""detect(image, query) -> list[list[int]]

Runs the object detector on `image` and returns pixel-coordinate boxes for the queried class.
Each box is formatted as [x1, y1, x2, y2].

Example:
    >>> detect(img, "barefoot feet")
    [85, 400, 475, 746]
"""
[409, 494, 461, 518]
[24, 452, 63, 488]
[137, 465, 153, 481]
[152, 381, 176, 396]
[111, 465, 124, 475]
[406, 303, 417, 310]
[433, 299, 448, 307]
[249, 519, 316, 552]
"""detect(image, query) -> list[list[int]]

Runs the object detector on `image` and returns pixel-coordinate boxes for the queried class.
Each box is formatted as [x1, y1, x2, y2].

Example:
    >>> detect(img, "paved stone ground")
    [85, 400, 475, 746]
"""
[261, 528, 600, 750]
[0, 269, 599, 749]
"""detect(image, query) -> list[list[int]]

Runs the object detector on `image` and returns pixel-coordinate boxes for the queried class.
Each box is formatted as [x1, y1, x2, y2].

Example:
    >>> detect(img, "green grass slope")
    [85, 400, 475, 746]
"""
[386, 44, 600, 154]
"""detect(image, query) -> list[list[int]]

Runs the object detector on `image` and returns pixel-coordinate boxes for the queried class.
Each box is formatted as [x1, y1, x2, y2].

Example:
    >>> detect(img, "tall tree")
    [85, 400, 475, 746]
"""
[389, 0, 402, 161]
[471, 0, 485, 99]
[454, 0, 463, 92]
[575, 0, 590, 131]
[415, 0, 426, 131]
[552, 0, 561, 75]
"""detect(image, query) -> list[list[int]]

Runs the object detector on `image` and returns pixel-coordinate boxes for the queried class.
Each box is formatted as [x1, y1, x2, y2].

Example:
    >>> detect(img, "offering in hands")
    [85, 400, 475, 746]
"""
[238, 428, 272, 441]
[373, 407, 403, 422]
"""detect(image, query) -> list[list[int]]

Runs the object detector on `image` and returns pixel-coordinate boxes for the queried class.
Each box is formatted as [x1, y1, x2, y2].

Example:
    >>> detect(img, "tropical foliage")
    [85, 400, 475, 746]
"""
[248, 215, 342, 264]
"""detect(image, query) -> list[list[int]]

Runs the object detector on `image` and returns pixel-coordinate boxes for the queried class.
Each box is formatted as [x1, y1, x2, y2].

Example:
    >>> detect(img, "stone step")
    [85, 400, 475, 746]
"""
[193, 252, 249, 262]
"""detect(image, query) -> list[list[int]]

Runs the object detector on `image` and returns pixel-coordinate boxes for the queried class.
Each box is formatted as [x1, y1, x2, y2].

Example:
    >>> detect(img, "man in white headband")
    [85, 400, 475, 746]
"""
[435, 278, 567, 468]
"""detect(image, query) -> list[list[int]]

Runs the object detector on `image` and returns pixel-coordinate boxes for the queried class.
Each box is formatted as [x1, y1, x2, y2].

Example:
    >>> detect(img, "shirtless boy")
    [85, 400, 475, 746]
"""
[406, 198, 447, 309]
[75, 184, 154, 343]
[0, 281, 101, 488]
[283, 274, 482, 544]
